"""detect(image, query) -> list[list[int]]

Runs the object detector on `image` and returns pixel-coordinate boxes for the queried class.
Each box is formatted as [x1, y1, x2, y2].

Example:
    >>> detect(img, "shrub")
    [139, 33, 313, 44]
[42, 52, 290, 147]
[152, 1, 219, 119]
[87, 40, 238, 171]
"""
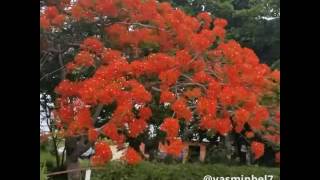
[91, 161, 280, 180]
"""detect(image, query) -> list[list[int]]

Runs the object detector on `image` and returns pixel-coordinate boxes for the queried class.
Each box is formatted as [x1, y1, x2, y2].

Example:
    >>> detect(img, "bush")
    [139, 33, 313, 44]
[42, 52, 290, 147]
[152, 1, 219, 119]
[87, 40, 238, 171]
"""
[91, 161, 280, 180]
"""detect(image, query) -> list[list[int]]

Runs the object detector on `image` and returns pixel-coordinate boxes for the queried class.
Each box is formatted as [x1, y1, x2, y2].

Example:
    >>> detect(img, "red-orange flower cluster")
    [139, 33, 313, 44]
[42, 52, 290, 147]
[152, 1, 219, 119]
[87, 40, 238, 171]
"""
[251, 141, 265, 159]
[128, 119, 147, 138]
[160, 118, 180, 139]
[40, 6, 65, 30]
[122, 147, 142, 165]
[171, 98, 192, 121]
[215, 117, 232, 135]
[163, 138, 185, 157]
[45, 0, 280, 167]
[160, 90, 176, 103]
[91, 141, 112, 166]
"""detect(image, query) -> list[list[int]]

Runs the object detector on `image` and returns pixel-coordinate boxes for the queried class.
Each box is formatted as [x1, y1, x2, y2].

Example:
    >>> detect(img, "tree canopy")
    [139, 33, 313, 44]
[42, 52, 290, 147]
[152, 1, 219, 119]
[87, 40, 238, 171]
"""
[40, 0, 280, 177]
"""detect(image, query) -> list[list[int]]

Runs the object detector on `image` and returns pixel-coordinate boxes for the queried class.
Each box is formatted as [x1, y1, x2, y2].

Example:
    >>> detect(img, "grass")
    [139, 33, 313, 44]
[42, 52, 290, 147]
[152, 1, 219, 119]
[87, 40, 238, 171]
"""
[40, 150, 56, 166]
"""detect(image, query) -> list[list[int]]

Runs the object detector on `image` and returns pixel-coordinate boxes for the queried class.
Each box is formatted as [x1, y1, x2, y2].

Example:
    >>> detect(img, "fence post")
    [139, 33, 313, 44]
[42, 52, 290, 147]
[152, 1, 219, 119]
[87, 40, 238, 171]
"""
[85, 169, 91, 180]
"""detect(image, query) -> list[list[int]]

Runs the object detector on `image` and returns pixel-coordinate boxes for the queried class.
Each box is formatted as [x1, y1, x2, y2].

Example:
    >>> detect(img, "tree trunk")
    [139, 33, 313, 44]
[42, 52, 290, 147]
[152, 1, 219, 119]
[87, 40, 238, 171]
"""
[66, 135, 91, 180]
[224, 134, 233, 160]
[66, 137, 81, 180]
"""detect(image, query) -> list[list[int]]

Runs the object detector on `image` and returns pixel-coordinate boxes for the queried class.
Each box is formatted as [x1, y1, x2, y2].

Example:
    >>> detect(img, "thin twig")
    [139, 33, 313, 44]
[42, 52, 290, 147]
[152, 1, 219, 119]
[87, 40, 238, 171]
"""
[40, 52, 50, 70]
[117, 22, 166, 31]
[151, 87, 161, 92]
[40, 66, 66, 81]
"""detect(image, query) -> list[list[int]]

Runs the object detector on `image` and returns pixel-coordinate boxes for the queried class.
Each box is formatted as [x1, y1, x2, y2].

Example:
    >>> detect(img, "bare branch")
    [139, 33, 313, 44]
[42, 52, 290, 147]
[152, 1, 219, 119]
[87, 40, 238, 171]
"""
[92, 104, 104, 124]
[151, 87, 161, 92]
[40, 66, 66, 81]
[58, 44, 66, 79]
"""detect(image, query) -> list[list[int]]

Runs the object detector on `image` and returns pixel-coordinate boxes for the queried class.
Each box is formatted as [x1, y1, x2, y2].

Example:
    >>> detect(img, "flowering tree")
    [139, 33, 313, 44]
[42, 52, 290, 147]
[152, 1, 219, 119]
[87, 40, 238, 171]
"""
[40, 0, 280, 179]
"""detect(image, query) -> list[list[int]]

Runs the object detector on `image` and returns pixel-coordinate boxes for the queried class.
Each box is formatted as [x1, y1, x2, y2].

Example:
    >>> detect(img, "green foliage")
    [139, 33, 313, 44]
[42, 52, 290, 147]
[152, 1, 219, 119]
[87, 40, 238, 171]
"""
[40, 162, 47, 180]
[40, 150, 56, 171]
[67, 66, 96, 82]
[91, 161, 280, 180]
[139, 42, 161, 56]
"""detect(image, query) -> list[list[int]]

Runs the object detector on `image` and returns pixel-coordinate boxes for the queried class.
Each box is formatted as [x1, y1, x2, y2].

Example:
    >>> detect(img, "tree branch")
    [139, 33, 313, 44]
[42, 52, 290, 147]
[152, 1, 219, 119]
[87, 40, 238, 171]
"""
[92, 104, 104, 124]
[58, 44, 66, 79]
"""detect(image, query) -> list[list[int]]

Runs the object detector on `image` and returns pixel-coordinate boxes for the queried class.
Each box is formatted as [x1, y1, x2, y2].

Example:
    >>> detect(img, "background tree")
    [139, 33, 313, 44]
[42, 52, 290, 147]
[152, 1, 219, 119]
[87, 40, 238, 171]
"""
[169, 0, 280, 66]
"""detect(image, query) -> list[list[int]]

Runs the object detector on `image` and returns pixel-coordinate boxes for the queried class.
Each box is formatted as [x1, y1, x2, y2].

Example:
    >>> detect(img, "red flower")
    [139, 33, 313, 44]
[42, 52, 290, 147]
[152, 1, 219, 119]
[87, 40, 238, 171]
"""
[45, 6, 59, 19]
[200, 29, 215, 42]
[251, 141, 265, 159]
[176, 50, 192, 69]
[57, 105, 74, 124]
[81, 37, 104, 54]
[243, 94, 257, 111]
[74, 107, 93, 129]
[214, 18, 228, 28]
[74, 51, 94, 66]
[207, 80, 221, 98]
[271, 70, 280, 82]
[255, 106, 270, 121]
[247, 106, 269, 131]
[172, 98, 192, 121]
[199, 115, 215, 130]
[213, 26, 226, 40]
[129, 80, 152, 103]
[51, 14, 65, 27]
[245, 131, 255, 138]
[219, 86, 236, 106]
[78, 0, 95, 8]
[146, 53, 177, 74]
[139, 107, 152, 121]
[40, 16, 50, 30]
[192, 71, 212, 83]
[103, 123, 124, 144]
[159, 69, 181, 86]
[184, 88, 202, 99]
[102, 48, 123, 64]
[235, 108, 250, 133]
[160, 118, 180, 139]
[91, 141, 112, 166]
[197, 12, 212, 29]
[55, 80, 79, 97]
[242, 47, 260, 65]
[88, 128, 99, 142]
[128, 119, 147, 138]
[160, 90, 176, 103]
[196, 97, 216, 117]
[189, 34, 211, 53]
[215, 117, 232, 135]
[164, 138, 185, 157]
[95, 0, 118, 17]
[123, 147, 142, 165]
[97, 84, 117, 104]
[111, 102, 134, 125]
[77, 78, 101, 105]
